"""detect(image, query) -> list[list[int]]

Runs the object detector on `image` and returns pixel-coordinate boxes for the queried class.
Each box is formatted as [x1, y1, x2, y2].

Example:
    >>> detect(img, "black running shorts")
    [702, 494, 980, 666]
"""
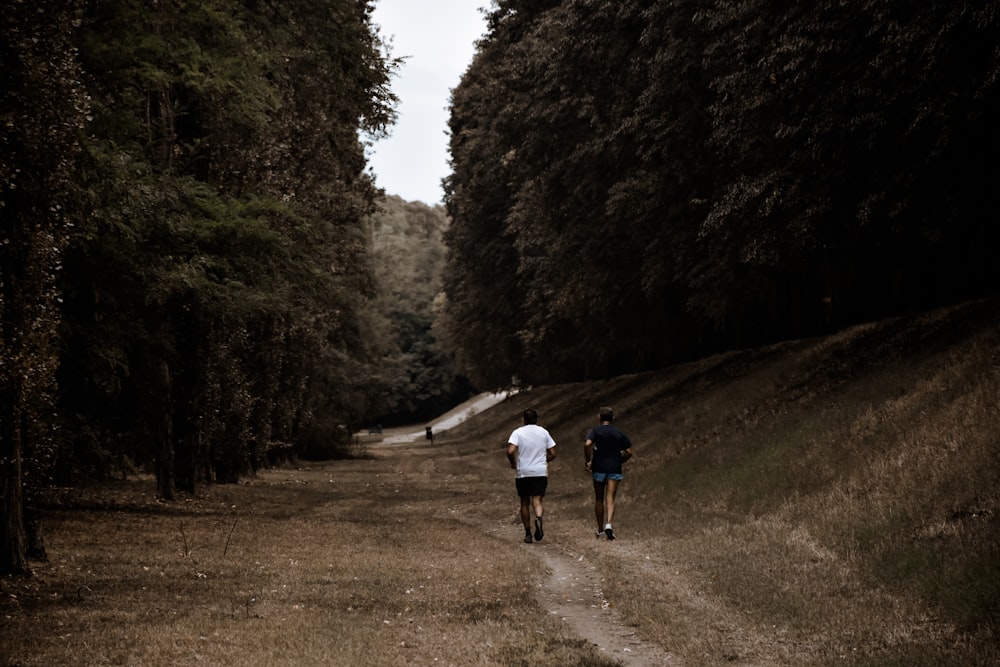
[515, 476, 548, 498]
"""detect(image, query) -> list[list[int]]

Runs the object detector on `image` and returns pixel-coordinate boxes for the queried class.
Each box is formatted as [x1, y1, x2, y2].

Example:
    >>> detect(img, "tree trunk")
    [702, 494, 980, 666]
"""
[0, 415, 29, 574]
[0, 271, 29, 575]
[26, 510, 47, 561]
[154, 359, 176, 500]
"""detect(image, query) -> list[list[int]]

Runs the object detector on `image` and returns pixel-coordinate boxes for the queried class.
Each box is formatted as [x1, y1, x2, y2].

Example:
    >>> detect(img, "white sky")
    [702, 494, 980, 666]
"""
[367, 1, 489, 206]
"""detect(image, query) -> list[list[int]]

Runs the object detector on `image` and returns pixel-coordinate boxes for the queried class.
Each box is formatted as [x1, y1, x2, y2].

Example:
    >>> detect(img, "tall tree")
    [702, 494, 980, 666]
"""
[442, 46, 526, 388]
[0, 0, 88, 574]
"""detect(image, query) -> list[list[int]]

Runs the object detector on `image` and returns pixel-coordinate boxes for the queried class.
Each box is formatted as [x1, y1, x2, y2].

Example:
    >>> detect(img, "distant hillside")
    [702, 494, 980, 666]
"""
[364, 195, 472, 425]
[444, 298, 1000, 644]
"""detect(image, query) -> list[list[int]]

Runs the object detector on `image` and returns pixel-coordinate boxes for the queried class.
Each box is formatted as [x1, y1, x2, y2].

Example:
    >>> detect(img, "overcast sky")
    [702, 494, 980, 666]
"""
[367, 1, 489, 206]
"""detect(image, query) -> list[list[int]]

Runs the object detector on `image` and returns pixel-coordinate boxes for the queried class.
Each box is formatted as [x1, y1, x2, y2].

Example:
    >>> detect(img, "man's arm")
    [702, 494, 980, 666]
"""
[620, 447, 633, 463]
[546, 444, 557, 462]
[507, 443, 518, 468]
[584, 439, 594, 471]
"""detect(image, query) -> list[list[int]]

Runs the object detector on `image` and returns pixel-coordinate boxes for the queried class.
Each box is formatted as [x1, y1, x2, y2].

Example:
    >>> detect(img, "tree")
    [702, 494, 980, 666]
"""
[0, 0, 88, 574]
[445, 0, 680, 383]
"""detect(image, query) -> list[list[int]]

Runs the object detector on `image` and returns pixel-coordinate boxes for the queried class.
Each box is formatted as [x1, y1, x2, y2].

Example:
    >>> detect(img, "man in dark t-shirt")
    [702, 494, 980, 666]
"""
[584, 406, 633, 540]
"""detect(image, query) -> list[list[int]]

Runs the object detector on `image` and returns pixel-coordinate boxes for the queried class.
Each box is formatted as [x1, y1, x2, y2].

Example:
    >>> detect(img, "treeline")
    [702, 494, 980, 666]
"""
[365, 196, 472, 427]
[2, 0, 397, 572]
[442, 0, 1000, 387]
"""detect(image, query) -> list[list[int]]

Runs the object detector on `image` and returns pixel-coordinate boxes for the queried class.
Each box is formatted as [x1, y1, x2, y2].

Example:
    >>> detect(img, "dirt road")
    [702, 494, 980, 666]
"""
[375, 391, 516, 444]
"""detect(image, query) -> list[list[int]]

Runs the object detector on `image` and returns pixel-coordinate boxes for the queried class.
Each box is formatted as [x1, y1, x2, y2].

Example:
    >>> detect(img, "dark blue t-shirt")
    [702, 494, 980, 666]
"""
[585, 424, 632, 474]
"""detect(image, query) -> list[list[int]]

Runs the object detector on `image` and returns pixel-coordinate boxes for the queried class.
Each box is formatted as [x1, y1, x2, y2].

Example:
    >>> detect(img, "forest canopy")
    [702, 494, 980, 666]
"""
[442, 0, 1000, 388]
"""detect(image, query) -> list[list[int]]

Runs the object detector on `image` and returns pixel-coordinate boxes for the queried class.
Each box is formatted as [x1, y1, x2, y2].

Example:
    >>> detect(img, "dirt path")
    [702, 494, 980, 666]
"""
[371, 428, 679, 666]
[463, 507, 678, 666]
[374, 391, 516, 444]
[534, 548, 677, 665]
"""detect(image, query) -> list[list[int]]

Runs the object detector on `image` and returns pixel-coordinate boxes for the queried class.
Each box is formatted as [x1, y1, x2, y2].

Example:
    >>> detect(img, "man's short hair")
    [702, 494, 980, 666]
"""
[599, 406, 615, 422]
[523, 408, 538, 425]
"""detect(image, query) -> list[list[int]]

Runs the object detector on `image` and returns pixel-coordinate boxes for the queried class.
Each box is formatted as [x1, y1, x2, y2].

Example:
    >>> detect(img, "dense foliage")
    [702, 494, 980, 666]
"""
[60, 0, 399, 491]
[364, 196, 472, 427]
[2, 0, 398, 572]
[443, 0, 1000, 387]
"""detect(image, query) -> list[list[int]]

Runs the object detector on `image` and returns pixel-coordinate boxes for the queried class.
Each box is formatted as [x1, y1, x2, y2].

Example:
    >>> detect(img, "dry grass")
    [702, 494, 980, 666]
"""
[3, 299, 999, 666]
[445, 299, 1000, 665]
[1, 458, 618, 667]
[615, 310, 998, 664]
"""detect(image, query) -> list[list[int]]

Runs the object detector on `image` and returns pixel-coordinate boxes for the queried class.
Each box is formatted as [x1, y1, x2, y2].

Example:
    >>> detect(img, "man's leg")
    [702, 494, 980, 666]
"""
[604, 478, 620, 539]
[531, 496, 544, 540]
[593, 480, 606, 535]
[520, 496, 533, 542]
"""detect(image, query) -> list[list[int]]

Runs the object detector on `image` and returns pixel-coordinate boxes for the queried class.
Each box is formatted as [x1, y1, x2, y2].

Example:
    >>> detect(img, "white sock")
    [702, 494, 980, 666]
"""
[604, 523, 612, 530]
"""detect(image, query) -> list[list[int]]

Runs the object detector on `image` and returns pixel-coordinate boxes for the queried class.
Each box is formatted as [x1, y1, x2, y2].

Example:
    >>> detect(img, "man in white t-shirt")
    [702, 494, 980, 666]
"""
[506, 408, 557, 543]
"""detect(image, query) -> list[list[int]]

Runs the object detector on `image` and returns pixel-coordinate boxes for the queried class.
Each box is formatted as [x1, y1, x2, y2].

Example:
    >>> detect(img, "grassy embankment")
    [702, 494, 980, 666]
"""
[447, 298, 999, 664]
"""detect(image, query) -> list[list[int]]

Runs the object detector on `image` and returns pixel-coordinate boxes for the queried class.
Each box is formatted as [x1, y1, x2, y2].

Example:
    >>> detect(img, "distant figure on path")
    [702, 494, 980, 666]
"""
[425, 426, 434, 443]
[507, 408, 557, 543]
[584, 406, 633, 540]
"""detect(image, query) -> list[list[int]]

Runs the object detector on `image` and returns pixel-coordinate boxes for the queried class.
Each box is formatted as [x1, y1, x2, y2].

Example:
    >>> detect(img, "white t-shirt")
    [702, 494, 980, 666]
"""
[508, 424, 556, 478]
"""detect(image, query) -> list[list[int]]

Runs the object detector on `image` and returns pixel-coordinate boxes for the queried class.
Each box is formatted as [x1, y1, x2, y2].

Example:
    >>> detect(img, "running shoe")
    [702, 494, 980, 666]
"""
[534, 518, 544, 541]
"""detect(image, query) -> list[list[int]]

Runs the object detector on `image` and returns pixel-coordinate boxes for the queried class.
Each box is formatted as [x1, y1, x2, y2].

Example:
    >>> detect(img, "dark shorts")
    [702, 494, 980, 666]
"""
[515, 476, 548, 498]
